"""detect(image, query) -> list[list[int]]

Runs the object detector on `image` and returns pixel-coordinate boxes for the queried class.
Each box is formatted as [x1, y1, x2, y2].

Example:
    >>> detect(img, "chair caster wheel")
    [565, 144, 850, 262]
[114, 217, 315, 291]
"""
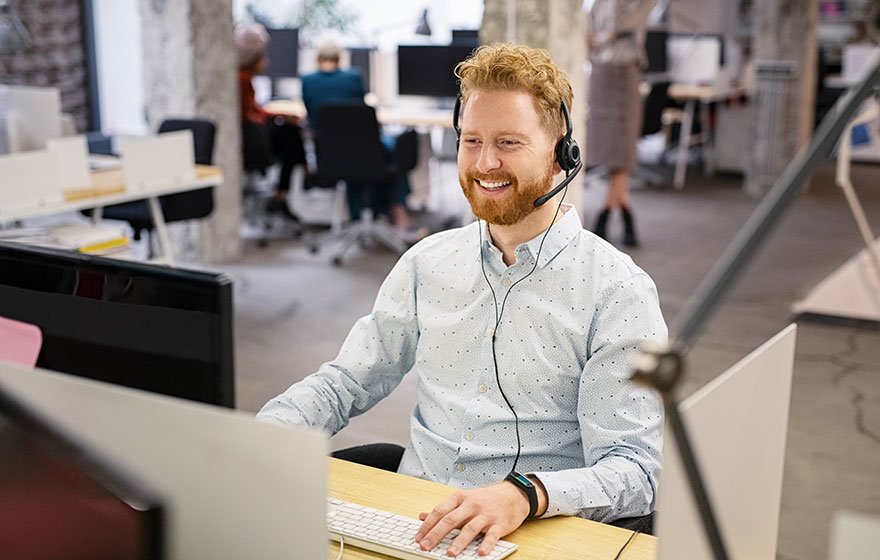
[332, 257, 343, 266]
[309, 245, 319, 254]
[258, 238, 268, 248]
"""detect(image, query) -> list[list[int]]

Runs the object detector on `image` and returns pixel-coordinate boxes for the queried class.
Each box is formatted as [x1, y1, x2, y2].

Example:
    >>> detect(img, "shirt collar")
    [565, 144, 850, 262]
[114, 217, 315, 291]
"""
[478, 204, 582, 268]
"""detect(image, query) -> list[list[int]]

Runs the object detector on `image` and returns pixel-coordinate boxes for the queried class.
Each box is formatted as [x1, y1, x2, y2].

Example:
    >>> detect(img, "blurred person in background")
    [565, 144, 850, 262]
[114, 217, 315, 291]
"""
[236, 23, 307, 218]
[586, 0, 658, 247]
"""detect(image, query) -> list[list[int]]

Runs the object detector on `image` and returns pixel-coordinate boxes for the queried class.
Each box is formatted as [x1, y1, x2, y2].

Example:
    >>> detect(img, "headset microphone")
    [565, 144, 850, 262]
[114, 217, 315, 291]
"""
[532, 157, 583, 207]
[453, 96, 583, 208]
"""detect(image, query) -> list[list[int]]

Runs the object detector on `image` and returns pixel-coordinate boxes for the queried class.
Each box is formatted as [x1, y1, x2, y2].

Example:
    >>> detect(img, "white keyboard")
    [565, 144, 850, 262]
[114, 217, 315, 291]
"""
[327, 497, 518, 560]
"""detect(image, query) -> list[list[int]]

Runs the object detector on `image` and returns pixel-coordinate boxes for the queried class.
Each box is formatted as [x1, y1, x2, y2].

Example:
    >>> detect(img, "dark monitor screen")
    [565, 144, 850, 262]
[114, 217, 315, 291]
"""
[0, 385, 164, 559]
[397, 45, 476, 98]
[0, 242, 235, 407]
[451, 29, 479, 46]
[266, 28, 299, 78]
[348, 47, 372, 93]
[645, 30, 668, 74]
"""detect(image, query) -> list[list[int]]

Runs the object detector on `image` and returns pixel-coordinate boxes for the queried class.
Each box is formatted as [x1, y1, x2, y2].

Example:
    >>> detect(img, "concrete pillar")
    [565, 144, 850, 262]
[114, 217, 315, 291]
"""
[745, 0, 818, 196]
[480, 0, 587, 223]
[139, 0, 242, 263]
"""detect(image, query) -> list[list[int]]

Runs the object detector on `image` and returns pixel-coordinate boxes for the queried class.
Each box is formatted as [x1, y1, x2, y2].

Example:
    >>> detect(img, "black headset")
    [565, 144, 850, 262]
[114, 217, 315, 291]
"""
[452, 96, 583, 207]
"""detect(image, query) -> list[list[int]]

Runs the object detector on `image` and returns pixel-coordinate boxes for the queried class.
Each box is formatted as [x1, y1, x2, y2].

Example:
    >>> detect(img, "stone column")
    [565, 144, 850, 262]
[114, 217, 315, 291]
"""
[139, 0, 242, 263]
[745, 0, 818, 196]
[480, 0, 587, 222]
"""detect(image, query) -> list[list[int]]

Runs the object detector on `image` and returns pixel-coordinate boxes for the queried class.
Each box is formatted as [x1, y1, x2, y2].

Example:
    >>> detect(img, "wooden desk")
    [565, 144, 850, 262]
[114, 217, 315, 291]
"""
[328, 458, 656, 560]
[2, 164, 223, 265]
[263, 99, 307, 119]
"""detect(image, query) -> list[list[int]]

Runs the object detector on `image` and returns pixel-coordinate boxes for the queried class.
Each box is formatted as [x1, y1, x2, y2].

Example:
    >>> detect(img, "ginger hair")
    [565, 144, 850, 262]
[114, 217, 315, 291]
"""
[454, 43, 574, 138]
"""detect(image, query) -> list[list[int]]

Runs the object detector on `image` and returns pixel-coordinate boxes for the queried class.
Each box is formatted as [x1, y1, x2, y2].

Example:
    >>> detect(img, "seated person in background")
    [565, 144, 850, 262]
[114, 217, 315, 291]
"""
[235, 23, 306, 217]
[258, 43, 666, 557]
[301, 41, 415, 234]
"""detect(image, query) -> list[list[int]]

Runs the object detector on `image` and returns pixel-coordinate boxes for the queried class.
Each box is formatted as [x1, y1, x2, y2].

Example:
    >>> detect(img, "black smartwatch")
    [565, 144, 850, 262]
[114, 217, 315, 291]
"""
[505, 471, 538, 518]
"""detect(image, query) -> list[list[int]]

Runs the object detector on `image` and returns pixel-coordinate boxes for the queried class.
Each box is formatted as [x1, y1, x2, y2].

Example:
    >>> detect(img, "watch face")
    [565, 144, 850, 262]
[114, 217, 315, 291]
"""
[509, 472, 534, 488]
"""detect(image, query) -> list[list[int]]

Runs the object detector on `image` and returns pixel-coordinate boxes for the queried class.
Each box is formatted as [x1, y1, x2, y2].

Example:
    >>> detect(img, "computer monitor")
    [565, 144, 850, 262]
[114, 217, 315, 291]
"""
[0, 360, 328, 559]
[451, 29, 480, 46]
[265, 27, 299, 78]
[656, 324, 797, 560]
[348, 47, 373, 93]
[0, 84, 64, 153]
[667, 34, 724, 85]
[645, 30, 668, 74]
[397, 45, 476, 98]
[0, 381, 164, 559]
[0, 242, 235, 407]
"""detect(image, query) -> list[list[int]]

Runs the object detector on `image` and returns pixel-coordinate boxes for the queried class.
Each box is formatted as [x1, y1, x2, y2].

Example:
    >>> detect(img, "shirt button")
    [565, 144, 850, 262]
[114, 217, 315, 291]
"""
[502, 277, 511, 287]
[465, 432, 474, 441]
[457, 464, 466, 472]
[488, 329, 495, 337]
[478, 385, 488, 393]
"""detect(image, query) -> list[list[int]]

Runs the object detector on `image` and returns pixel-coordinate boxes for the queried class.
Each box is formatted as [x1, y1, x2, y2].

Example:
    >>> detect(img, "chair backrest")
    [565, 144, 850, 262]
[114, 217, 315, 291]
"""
[314, 104, 389, 184]
[158, 118, 216, 165]
[241, 120, 274, 172]
[391, 128, 419, 174]
[642, 81, 670, 137]
[156, 118, 217, 222]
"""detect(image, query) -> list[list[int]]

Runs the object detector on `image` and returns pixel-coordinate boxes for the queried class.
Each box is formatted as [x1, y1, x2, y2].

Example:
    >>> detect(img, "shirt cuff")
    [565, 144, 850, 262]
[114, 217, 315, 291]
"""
[528, 470, 610, 520]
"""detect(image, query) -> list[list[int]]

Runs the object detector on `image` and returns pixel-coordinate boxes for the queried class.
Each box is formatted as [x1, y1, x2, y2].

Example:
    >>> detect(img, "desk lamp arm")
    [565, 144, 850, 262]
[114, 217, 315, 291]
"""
[632, 52, 880, 560]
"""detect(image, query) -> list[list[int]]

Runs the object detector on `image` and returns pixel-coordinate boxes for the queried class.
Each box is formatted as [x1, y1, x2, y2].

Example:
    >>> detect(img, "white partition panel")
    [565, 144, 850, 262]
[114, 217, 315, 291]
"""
[119, 130, 197, 194]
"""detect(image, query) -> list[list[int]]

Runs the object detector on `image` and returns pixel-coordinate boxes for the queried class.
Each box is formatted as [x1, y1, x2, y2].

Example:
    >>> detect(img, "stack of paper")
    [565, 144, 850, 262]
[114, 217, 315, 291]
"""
[0, 223, 131, 257]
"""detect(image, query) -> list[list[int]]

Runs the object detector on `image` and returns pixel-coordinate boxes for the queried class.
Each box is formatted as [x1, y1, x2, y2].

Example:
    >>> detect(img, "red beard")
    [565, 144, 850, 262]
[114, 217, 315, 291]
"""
[459, 167, 553, 226]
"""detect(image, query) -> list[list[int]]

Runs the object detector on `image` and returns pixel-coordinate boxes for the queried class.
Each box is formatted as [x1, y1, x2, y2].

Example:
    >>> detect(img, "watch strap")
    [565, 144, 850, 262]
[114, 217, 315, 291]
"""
[505, 471, 538, 518]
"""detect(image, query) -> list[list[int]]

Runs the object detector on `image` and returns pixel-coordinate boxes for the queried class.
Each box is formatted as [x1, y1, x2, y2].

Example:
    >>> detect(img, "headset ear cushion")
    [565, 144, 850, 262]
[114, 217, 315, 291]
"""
[556, 138, 581, 172]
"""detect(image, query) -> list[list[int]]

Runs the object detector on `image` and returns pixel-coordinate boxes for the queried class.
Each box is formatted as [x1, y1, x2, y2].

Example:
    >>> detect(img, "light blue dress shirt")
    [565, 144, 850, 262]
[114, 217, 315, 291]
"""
[257, 206, 667, 522]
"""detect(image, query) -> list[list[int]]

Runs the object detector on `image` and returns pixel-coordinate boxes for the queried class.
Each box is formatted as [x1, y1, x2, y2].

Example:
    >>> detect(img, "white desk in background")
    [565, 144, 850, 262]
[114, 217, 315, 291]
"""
[665, 83, 747, 190]
[262, 99, 454, 129]
[375, 105, 453, 129]
[0, 163, 223, 266]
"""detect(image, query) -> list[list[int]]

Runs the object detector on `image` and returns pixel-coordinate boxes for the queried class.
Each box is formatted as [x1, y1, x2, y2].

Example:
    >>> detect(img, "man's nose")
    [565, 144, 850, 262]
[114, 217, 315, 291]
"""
[475, 144, 502, 173]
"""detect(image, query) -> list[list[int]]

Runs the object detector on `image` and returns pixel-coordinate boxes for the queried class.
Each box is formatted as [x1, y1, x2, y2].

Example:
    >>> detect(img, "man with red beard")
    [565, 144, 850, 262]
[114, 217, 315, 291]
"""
[258, 44, 666, 557]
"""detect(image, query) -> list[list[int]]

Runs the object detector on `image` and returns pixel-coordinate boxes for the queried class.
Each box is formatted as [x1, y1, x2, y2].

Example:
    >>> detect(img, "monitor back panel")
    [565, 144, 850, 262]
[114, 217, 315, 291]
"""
[0, 362, 328, 560]
[656, 324, 797, 560]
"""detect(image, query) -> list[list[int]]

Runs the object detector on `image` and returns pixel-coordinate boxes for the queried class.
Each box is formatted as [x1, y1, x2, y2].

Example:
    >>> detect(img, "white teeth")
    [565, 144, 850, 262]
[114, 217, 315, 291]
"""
[478, 180, 510, 190]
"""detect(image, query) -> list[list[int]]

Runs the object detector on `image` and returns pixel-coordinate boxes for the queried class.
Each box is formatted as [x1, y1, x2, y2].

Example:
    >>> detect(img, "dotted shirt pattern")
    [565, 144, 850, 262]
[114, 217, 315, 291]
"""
[257, 205, 667, 522]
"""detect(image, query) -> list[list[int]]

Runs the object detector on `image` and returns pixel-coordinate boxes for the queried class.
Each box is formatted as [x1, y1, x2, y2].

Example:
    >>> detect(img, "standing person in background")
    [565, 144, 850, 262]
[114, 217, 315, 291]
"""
[236, 23, 307, 217]
[586, 0, 658, 247]
[301, 41, 416, 236]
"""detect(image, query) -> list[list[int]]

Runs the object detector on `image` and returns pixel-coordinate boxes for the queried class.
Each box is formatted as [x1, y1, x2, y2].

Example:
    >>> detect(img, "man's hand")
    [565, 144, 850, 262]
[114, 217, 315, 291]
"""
[414, 481, 536, 557]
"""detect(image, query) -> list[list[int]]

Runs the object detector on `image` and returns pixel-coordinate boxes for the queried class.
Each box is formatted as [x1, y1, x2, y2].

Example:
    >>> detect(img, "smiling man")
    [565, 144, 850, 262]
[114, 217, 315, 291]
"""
[258, 44, 667, 557]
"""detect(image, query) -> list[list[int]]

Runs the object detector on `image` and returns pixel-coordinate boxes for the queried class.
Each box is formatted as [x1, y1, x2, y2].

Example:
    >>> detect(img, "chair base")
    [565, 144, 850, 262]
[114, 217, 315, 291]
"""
[310, 208, 408, 266]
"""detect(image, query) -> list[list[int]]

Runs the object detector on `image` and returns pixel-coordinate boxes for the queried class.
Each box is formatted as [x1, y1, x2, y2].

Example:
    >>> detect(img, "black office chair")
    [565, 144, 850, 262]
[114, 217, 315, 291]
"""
[309, 104, 418, 266]
[85, 119, 217, 254]
[240, 119, 293, 247]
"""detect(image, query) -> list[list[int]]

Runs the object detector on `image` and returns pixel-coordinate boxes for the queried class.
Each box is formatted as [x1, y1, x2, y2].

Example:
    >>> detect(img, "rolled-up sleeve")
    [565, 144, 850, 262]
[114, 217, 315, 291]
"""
[533, 273, 666, 521]
[256, 254, 420, 434]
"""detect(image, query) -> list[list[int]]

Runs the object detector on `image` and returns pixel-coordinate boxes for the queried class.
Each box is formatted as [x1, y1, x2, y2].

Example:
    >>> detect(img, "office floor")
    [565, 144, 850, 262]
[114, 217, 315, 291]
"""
[220, 161, 880, 560]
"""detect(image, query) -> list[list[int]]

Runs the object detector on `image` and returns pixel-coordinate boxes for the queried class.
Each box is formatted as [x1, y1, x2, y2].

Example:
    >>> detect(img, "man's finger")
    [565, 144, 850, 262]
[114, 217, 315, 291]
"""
[477, 525, 504, 556]
[415, 492, 464, 542]
[447, 515, 488, 557]
[420, 500, 475, 550]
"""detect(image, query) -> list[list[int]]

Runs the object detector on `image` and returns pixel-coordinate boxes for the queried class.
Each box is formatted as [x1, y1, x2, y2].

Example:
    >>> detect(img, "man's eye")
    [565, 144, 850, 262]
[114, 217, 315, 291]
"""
[463, 138, 480, 145]
[499, 139, 519, 146]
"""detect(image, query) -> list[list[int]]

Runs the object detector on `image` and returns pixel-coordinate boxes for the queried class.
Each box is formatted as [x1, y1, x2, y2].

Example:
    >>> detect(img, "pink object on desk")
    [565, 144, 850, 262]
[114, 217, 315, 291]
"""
[0, 316, 43, 368]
